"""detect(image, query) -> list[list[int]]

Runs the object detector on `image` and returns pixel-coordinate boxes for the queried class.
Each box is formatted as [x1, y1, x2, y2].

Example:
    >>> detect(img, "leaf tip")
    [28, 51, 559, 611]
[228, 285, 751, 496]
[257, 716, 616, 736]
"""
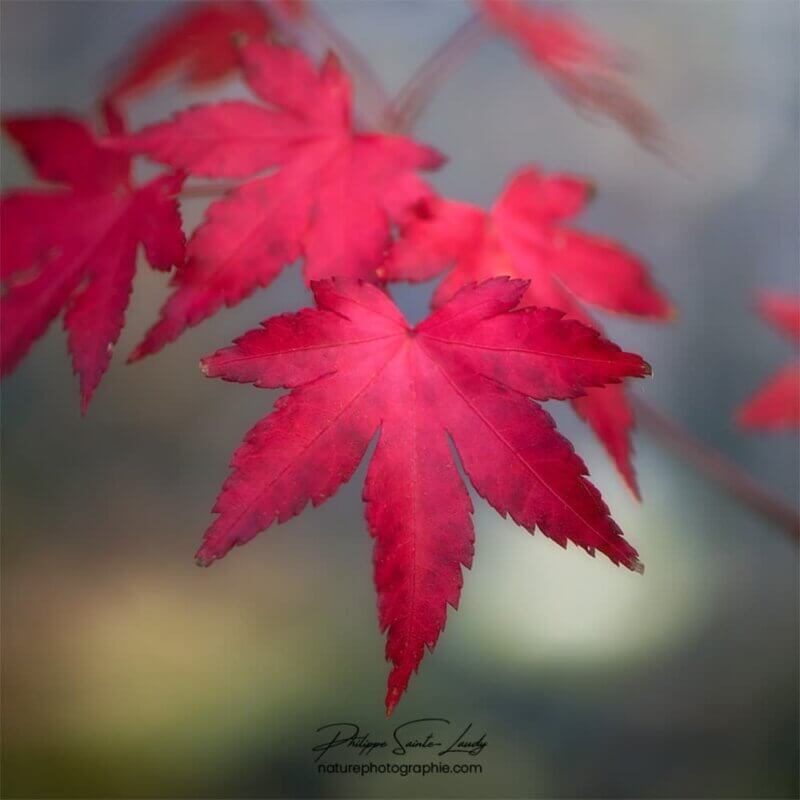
[79, 383, 97, 416]
[384, 681, 404, 717]
[425, 146, 448, 171]
[631, 558, 645, 575]
[127, 344, 147, 364]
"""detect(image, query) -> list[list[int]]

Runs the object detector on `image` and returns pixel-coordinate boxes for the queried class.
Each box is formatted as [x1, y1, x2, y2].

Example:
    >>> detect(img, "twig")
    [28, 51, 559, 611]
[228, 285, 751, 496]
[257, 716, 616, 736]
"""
[180, 183, 237, 200]
[298, 2, 390, 129]
[633, 397, 800, 539]
[385, 13, 488, 132]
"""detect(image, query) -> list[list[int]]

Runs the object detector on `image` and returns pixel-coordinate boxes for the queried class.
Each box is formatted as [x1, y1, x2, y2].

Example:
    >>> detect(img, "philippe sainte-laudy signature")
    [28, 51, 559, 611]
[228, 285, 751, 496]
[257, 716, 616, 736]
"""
[312, 718, 488, 763]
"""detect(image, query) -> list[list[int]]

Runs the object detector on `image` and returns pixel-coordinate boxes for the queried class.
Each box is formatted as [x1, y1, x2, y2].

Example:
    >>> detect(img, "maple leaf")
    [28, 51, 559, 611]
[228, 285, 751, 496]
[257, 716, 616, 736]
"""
[0, 109, 185, 412]
[113, 41, 444, 361]
[106, 0, 303, 103]
[384, 166, 673, 496]
[737, 291, 800, 430]
[197, 277, 650, 713]
[479, 0, 664, 151]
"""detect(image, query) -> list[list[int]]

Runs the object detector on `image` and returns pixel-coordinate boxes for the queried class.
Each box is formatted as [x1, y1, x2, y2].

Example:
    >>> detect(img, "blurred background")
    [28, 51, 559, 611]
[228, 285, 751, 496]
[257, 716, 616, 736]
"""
[1, 1, 798, 798]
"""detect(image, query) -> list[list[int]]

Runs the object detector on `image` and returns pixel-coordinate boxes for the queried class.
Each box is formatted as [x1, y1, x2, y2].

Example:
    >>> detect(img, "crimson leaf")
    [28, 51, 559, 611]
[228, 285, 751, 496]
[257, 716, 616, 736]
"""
[1, 110, 185, 411]
[114, 41, 444, 361]
[385, 166, 672, 495]
[197, 277, 649, 713]
[737, 291, 800, 430]
[106, 0, 302, 102]
[479, 0, 664, 151]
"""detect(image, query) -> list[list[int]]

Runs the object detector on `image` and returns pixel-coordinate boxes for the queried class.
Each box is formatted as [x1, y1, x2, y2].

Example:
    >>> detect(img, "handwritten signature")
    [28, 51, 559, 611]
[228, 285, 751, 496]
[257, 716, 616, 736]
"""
[312, 718, 488, 763]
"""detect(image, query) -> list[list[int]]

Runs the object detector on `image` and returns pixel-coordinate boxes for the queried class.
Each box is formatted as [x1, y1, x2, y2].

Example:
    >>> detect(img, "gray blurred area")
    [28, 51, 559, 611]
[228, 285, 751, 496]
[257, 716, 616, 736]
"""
[1, 1, 798, 798]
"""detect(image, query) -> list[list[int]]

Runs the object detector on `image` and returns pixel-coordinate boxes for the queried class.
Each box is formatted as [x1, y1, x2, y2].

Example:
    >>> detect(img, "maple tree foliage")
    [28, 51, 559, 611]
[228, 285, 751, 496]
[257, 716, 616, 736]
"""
[196, 277, 650, 712]
[0, 107, 185, 411]
[479, 0, 664, 151]
[737, 291, 800, 430]
[385, 166, 673, 495]
[106, 0, 303, 103]
[3, 0, 795, 721]
[113, 41, 444, 361]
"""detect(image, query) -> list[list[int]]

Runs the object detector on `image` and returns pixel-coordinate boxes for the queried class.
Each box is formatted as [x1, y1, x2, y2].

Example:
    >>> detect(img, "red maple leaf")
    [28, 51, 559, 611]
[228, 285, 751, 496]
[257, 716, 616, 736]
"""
[737, 291, 800, 430]
[115, 41, 444, 361]
[0, 108, 185, 412]
[106, 0, 303, 103]
[384, 166, 673, 495]
[197, 277, 650, 713]
[479, 0, 664, 151]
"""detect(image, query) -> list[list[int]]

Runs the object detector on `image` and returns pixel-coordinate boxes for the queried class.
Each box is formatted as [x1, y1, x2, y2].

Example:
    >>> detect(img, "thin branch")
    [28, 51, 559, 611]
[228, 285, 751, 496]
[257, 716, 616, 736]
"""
[385, 13, 488, 132]
[298, 2, 390, 129]
[633, 397, 800, 539]
[180, 183, 237, 200]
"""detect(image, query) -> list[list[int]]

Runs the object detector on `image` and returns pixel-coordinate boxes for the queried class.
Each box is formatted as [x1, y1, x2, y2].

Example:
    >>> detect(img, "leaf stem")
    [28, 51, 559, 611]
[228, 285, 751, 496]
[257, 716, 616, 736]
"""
[180, 183, 237, 200]
[633, 397, 800, 539]
[295, 2, 390, 128]
[384, 13, 488, 132]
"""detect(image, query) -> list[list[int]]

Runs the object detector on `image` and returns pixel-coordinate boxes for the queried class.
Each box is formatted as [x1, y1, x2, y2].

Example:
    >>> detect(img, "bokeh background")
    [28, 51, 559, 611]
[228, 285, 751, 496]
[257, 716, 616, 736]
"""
[2, 1, 798, 798]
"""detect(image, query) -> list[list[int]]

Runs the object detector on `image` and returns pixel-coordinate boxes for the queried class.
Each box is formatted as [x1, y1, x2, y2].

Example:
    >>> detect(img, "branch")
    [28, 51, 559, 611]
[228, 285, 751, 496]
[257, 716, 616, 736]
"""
[633, 397, 800, 539]
[297, 2, 390, 128]
[180, 183, 237, 200]
[385, 13, 488, 132]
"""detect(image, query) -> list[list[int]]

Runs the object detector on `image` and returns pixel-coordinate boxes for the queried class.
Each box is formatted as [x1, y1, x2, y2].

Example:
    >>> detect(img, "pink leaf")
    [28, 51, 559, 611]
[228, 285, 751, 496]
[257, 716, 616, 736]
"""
[116, 42, 444, 359]
[197, 278, 649, 713]
[384, 165, 672, 492]
[106, 1, 291, 102]
[1, 114, 185, 410]
[479, 0, 665, 151]
[737, 291, 800, 430]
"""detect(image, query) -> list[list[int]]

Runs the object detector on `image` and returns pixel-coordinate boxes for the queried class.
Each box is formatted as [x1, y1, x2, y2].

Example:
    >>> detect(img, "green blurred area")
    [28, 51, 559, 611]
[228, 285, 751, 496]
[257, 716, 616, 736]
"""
[2, 1, 798, 798]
